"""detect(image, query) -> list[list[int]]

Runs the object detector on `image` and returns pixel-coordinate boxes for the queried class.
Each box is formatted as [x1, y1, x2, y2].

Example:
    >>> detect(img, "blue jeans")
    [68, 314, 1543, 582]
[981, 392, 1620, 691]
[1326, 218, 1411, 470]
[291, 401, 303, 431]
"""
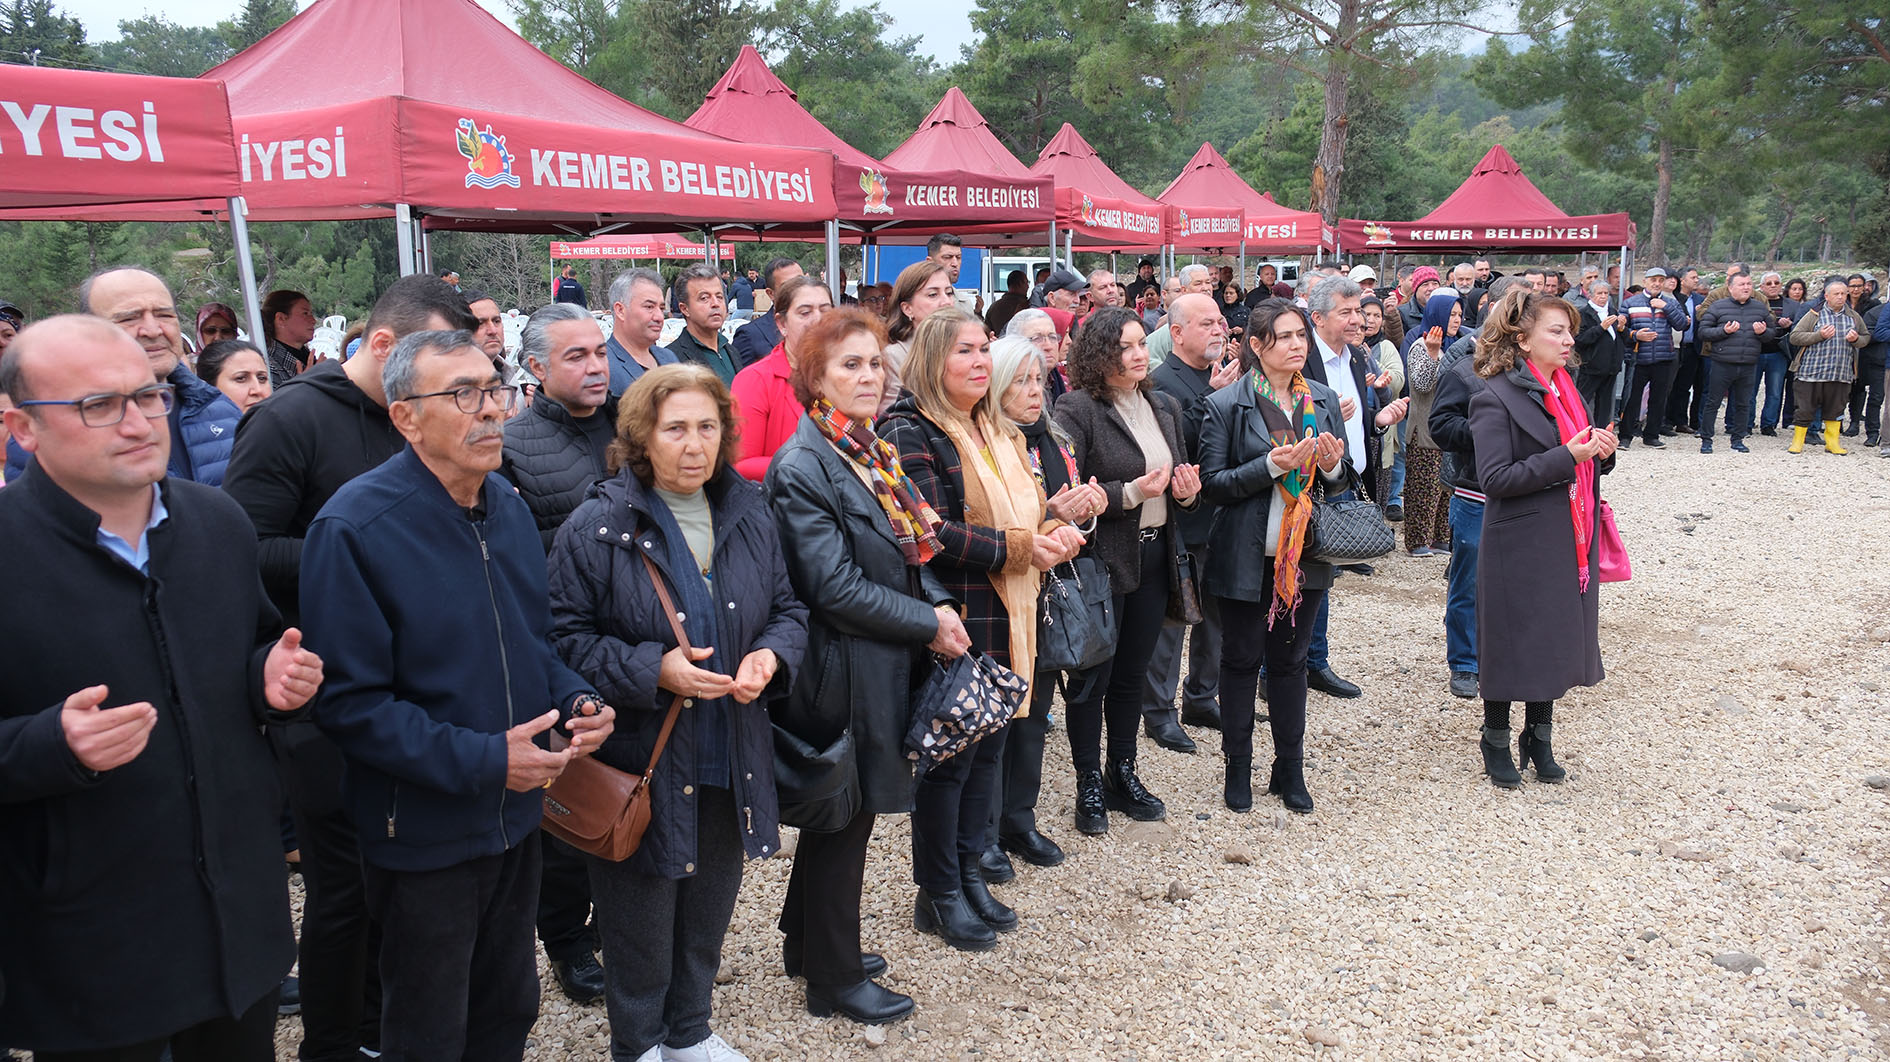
[1387, 422, 1407, 507]
[1753, 352, 1787, 432]
[1445, 496, 1481, 674]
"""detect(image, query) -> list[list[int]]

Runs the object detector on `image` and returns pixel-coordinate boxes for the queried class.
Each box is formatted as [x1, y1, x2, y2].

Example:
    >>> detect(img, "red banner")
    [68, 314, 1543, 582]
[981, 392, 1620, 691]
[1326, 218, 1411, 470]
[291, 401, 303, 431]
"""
[832, 161, 1052, 226]
[1168, 204, 1246, 250]
[1337, 215, 1632, 253]
[1052, 187, 1169, 247]
[551, 236, 726, 260]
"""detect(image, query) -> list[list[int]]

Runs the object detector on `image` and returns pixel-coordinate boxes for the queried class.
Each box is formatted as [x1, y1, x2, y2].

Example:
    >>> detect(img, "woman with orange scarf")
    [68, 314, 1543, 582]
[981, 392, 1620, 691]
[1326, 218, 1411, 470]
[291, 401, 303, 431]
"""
[1198, 302, 1351, 815]
[1468, 289, 1616, 788]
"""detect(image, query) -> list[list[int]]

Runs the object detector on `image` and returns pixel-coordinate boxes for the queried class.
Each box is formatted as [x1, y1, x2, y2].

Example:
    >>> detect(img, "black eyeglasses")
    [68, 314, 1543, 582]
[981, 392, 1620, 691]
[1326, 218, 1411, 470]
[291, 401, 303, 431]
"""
[17, 384, 175, 427]
[399, 384, 519, 414]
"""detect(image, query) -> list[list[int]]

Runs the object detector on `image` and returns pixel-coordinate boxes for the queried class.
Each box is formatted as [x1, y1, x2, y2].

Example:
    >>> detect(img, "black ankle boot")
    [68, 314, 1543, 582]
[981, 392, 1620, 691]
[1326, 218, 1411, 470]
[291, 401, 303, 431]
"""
[1224, 756, 1253, 812]
[1101, 759, 1167, 821]
[806, 978, 915, 1024]
[959, 870, 1018, 931]
[1516, 723, 1565, 783]
[1074, 769, 1108, 835]
[1480, 726, 1521, 789]
[1267, 757, 1313, 813]
[913, 888, 997, 951]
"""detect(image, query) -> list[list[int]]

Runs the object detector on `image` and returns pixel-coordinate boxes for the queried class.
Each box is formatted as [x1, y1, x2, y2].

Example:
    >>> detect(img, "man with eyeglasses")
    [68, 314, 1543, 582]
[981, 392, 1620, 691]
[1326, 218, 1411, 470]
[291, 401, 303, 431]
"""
[221, 274, 475, 1062]
[6, 268, 243, 488]
[0, 314, 325, 1061]
[1143, 293, 1239, 753]
[301, 330, 613, 1062]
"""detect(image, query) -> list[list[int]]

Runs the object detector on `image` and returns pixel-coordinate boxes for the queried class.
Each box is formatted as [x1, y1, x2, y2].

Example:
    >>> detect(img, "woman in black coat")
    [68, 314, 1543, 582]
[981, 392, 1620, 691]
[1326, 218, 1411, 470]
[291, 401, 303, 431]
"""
[764, 309, 971, 1025]
[547, 363, 808, 1062]
[1051, 306, 1201, 834]
[1469, 289, 1617, 789]
[1198, 301, 1351, 814]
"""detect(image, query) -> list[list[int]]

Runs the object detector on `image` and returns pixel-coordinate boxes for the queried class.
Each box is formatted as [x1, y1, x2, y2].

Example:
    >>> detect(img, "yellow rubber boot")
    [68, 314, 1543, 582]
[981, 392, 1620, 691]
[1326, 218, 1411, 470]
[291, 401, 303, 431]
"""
[1824, 421, 1848, 455]
[1789, 426, 1808, 453]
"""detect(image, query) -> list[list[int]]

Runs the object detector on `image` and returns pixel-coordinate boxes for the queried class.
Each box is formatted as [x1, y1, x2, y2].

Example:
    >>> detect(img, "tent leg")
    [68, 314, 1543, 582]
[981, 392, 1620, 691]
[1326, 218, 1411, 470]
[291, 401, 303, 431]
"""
[228, 196, 264, 347]
[395, 203, 418, 278]
[1064, 232, 1072, 269]
[1111, 252, 1118, 280]
[1048, 223, 1058, 270]
[1238, 241, 1247, 287]
[824, 220, 841, 303]
[419, 229, 434, 274]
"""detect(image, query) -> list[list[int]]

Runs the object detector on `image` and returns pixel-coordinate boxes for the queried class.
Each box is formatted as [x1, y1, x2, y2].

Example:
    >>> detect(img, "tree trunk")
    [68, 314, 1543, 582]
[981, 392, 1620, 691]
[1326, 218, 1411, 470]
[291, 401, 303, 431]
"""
[1307, 0, 1358, 227]
[1647, 134, 1673, 266]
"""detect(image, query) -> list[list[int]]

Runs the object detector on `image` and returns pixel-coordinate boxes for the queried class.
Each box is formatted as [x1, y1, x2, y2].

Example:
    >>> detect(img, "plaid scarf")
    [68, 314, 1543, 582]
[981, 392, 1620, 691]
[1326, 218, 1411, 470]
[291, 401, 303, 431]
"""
[809, 398, 943, 564]
[1254, 370, 1317, 626]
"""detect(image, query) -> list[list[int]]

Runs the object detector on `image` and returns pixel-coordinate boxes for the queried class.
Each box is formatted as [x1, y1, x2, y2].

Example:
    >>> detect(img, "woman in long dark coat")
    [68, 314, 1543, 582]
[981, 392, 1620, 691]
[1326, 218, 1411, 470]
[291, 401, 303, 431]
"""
[1469, 289, 1618, 789]
[765, 309, 971, 1025]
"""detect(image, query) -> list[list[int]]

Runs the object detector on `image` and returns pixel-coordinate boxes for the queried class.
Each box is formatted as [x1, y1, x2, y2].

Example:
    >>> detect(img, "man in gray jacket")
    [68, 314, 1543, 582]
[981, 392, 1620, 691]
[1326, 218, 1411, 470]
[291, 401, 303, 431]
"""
[1696, 272, 1778, 454]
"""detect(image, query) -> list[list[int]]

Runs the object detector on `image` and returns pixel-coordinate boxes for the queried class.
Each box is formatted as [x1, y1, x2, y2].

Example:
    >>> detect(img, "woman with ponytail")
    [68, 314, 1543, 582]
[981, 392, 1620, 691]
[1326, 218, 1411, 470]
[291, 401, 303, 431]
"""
[1468, 289, 1617, 788]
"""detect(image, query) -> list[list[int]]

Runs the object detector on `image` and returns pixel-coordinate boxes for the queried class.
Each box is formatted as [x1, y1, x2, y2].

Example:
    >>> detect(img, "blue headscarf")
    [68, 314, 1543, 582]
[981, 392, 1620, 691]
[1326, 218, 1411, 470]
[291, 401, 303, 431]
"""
[1405, 288, 1461, 358]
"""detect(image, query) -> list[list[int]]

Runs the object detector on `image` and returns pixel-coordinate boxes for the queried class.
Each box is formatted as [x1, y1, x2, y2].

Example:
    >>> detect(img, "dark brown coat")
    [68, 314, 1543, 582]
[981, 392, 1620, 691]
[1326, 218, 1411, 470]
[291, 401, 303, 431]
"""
[1469, 366, 1614, 702]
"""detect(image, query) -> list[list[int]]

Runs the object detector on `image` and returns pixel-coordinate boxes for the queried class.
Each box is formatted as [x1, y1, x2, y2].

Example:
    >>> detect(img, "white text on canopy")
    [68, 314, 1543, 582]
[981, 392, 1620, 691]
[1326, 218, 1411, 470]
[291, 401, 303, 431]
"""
[0, 100, 165, 162]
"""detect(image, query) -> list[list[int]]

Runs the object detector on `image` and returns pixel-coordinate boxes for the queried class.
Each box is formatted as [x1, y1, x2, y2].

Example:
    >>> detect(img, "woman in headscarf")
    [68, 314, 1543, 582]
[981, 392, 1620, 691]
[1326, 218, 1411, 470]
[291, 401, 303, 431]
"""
[1400, 289, 1461, 556]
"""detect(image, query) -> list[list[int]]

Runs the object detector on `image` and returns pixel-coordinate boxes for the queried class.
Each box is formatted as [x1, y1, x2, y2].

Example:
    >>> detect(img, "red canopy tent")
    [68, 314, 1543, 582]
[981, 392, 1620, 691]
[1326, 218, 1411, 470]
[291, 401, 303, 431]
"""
[0, 64, 264, 334]
[1159, 143, 1331, 256]
[550, 236, 728, 260]
[193, 0, 835, 273]
[1338, 145, 1633, 254]
[879, 88, 1065, 256]
[1028, 123, 1170, 250]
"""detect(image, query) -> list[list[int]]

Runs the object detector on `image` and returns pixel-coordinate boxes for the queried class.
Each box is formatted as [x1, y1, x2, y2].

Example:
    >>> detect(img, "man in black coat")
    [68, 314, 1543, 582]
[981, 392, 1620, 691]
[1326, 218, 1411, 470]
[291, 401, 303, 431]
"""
[496, 302, 616, 1004]
[1696, 272, 1779, 453]
[1142, 293, 1241, 750]
[221, 275, 474, 1062]
[730, 256, 804, 369]
[1574, 280, 1627, 427]
[0, 316, 324, 1061]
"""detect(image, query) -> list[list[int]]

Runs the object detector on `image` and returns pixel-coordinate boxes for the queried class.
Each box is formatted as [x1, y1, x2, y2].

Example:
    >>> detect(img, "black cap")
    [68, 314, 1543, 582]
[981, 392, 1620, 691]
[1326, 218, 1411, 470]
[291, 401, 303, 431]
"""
[0, 301, 21, 327]
[1042, 268, 1089, 296]
[1138, 257, 1157, 269]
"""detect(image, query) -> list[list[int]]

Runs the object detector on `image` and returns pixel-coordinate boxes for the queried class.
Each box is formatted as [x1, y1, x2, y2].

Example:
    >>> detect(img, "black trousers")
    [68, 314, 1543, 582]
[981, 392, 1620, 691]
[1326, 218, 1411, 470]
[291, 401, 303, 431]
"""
[989, 675, 1054, 841]
[1065, 535, 1169, 774]
[1849, 357, 1885, 435]
[32, 989, 278, 1062]
[777, 808, 876, 987]
[1619, 359, 1677, 442]
[362, 834, 542, 1062]
[1666, 341, 1705, 428]
[1576, 371, 1618, 429]
[277, 727, 380, 1061]
[911, 726, 1006, 894]
[1216, 586, 1325, 765]
[590, 787, 744, 1060]
[536, 833, 596, 962]
[1142, 543, 1222, 719]
[1698, 361, 1756, 443]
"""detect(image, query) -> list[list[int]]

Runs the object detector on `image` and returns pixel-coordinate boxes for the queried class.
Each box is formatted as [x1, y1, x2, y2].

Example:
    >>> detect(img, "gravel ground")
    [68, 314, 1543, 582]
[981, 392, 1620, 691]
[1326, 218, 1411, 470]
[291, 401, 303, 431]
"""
[275, 432, 1890, 1060]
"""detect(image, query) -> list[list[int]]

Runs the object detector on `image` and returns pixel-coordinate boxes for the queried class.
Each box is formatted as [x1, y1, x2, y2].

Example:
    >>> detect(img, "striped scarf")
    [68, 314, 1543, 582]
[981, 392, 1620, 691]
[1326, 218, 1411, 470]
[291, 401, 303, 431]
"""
[1255, 370, 1317, 626]
[809, 398, 943, 564]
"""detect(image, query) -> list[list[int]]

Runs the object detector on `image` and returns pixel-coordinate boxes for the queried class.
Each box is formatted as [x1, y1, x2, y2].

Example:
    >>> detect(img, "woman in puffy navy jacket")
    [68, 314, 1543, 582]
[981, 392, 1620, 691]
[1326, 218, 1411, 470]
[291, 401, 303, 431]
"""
[548, 363, 807, 1062]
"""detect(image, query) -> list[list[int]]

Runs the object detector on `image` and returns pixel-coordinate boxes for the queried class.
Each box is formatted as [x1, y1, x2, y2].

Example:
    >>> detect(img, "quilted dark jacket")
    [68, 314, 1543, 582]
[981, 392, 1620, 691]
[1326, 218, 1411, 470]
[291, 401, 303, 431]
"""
[500, 393, 619, 551]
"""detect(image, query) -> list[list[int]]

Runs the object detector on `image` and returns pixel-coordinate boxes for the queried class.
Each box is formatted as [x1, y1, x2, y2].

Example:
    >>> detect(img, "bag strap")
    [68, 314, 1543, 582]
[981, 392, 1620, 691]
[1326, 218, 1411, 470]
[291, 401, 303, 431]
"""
[637, 551, 692, 782]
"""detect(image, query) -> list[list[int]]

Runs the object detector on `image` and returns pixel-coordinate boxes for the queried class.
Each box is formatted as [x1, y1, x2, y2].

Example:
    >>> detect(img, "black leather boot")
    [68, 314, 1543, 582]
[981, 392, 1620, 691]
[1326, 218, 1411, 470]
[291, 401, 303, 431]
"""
[977, 843, 1015, 884]
[806, 978, 915, 1024]
[913, 889, 996, 951]
[1074, 769, 1108, 835]
[959, 869, 1018, 931]
[1102, 758, 1167, 821]
[1224, 756, 1253, 812]
[1516, 723, 1566, 783]
[1480, 726, 1522, 789]
[1267, 757, 1314, 813]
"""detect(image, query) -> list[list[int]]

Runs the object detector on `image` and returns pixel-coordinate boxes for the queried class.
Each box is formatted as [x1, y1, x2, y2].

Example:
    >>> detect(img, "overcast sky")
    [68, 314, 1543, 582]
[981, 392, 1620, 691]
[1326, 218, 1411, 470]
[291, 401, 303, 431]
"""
[60, 0, 983, 66]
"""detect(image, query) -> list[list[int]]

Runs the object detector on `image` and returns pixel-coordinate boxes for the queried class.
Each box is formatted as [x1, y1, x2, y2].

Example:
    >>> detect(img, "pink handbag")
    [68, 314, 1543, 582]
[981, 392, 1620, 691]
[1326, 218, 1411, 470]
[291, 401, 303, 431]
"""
[1597, 500, 1631, 582]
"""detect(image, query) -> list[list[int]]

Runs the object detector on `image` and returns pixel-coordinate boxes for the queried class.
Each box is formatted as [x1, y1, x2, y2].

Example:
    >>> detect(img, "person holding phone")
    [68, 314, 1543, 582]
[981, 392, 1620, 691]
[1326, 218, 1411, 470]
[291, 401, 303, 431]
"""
[1468, 289, 1616, 788]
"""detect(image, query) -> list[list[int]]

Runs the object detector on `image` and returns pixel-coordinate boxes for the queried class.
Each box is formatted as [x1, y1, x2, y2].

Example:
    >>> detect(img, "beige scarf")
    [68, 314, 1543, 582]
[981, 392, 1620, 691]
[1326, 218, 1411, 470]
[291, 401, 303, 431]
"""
[937, 410, 1046, 709]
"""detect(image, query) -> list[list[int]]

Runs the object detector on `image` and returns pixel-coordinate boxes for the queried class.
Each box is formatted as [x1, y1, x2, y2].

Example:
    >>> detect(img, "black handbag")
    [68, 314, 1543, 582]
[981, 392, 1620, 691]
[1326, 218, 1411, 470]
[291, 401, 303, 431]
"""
[905, 652, 1028, 771]
[1308, 467, 1395, 562]
[1036, 555, 1116, 673]
[771, 723, 861, 833]
[1165, 527, 1204, 625]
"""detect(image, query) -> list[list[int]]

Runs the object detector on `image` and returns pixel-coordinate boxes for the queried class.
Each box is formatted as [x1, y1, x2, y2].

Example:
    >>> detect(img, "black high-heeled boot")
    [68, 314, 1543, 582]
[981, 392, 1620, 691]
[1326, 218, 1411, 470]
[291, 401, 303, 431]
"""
[1101, 758, 1167, 821]
[1074, 769, 1108, 835]
[1268, 757, 1314, 813]
[959, 869, 1018, 931]
[1516, 723, 1565, 782]
[1224, 756, 1253, 812]
[913, 888, 997, 951]
[1480, 726, 1522, 789]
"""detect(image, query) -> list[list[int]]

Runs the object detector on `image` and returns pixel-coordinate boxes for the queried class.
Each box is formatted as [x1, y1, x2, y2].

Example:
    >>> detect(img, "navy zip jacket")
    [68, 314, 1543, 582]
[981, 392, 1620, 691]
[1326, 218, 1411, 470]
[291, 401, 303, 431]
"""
[301, 447, 595, 873]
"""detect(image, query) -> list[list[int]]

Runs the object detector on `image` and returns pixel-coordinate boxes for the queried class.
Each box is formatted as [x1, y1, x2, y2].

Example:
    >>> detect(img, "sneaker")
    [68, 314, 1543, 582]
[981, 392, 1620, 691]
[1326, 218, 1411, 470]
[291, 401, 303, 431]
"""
[1699, 439, 1713, 454]
[1384, 504, 1405, 522]
[1669, 425, 1692, 435]
[1760, 426, 1777, 436]
[662, 1034, 749, 1062]
[1448, 671, 1478, 699]
[1642, 436, 1665, 448]
[1730, 439, 1749, 453]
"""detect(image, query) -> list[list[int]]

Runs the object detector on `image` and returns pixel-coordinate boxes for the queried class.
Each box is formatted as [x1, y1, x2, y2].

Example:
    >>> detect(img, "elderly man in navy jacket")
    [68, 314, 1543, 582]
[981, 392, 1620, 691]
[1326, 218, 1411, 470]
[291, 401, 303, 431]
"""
[302, 330, 615, 1062]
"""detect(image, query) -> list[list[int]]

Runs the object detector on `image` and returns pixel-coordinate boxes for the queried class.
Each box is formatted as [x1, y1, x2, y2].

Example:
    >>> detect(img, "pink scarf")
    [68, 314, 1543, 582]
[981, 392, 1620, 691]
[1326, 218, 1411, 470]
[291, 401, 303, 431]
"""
[1527, 361, 1595, 592]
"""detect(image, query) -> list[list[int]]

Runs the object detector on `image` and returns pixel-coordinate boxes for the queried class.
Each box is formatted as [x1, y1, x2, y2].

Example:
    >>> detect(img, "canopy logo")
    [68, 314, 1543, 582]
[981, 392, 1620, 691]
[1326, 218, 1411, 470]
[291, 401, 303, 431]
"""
[1176, 208, 1190, 231]
[456, 118, 518, 190]
[1080, 194, 1097, 226]
[1362, 221, 1394, 246]
[859, 168, 893, 214]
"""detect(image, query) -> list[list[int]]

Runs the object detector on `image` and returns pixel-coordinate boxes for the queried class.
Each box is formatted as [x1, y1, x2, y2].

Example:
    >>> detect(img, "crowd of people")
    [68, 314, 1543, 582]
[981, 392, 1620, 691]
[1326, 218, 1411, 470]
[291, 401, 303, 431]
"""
[0, 241, 1884, 1062]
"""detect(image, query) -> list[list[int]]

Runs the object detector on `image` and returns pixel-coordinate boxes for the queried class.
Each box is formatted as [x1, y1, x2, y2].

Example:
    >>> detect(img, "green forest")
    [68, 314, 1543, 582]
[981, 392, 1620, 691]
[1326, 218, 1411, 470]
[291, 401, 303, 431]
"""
[0, 0, 1883, 323]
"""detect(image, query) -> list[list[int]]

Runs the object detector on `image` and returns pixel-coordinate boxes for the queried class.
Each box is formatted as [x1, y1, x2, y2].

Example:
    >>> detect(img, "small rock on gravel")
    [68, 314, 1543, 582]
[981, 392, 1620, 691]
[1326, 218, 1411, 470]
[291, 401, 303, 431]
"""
[1271, 810, 1289, 830]
[1304, 1024, 1342, 1047]
[1778, 843, 1807, 861]
[1658, 840, 1713, 861]
[1713, 952, 1765, 973]
[862, 1025, 887, 1047]
[1165, 880, 1196, 902]
[1769, 801, 1806, 812]
[1716, 694, 1746, 716]
[1223, 846, 1254, 865]
[1864, 774, 1890, 790]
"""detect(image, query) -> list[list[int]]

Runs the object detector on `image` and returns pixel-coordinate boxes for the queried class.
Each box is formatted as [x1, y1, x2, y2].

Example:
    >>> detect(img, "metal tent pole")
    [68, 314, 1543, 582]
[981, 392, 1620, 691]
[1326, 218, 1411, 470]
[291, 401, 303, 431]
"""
[227, 196, 264, 345]
[824, 220, 841, 301]
[1238, 240, 1247, 287]
[1048, 222, 1058, 269]
[394, 204, 418, 277]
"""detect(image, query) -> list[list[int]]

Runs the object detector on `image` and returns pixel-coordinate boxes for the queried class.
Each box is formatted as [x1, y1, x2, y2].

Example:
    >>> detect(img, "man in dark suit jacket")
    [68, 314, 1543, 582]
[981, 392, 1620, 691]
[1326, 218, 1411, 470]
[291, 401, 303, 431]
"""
[730, 256, 804, 369]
